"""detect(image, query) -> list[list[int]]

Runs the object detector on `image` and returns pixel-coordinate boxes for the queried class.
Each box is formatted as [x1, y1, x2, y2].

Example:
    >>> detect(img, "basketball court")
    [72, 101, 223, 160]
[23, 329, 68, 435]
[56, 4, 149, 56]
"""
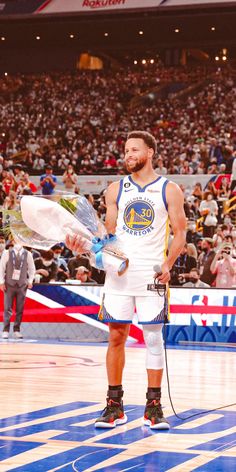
[0, 339, 235, 471]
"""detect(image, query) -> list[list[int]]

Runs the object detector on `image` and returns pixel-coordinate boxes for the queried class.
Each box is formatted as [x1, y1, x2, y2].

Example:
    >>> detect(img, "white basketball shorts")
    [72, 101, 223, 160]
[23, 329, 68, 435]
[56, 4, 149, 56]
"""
[98, 293, 169, 325]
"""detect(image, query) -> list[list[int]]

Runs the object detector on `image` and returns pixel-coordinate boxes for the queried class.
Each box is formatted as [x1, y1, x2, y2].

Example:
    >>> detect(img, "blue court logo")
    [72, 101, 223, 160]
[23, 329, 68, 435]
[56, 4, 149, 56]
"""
[124, 200, 154, 231]
[0, 402, 235, 471]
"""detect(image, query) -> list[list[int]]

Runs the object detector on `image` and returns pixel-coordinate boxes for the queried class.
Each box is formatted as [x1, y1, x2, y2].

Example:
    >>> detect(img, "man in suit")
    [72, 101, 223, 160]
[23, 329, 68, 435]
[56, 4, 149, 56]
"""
[0, 239, 35, 339]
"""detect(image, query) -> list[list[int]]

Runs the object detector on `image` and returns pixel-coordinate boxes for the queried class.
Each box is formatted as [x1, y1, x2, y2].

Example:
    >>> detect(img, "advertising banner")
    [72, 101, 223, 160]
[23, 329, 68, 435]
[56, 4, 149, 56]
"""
[36, 0, 236, 14]
[0, 285, 235, 343]
[0, 0, 235, 16]
[30, 173, 226, 196]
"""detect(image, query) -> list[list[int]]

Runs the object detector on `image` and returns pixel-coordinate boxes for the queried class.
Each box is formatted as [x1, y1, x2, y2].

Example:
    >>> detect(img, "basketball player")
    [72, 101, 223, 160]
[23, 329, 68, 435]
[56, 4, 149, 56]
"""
[66, 131, 186, 429]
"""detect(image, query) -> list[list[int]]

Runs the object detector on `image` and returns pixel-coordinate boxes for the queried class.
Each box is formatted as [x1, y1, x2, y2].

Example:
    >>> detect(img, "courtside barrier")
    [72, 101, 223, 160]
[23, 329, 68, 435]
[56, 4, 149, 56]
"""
[0, 285, 235, 344]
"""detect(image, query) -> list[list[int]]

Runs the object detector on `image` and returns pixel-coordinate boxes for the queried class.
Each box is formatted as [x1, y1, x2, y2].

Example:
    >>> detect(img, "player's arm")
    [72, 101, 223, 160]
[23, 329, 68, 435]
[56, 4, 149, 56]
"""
[159, 182, 186, 283]
[104, 181, 120, 234]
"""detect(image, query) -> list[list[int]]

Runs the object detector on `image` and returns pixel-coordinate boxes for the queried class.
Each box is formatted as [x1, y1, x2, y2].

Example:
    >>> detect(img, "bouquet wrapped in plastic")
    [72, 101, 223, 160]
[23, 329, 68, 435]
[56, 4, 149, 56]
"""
[4, 193, 129, 276]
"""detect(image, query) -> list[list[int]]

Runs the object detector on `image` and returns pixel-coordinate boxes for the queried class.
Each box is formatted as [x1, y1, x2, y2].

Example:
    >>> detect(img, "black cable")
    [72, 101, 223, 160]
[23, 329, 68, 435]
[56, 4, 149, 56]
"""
[163, 315, 236, 420]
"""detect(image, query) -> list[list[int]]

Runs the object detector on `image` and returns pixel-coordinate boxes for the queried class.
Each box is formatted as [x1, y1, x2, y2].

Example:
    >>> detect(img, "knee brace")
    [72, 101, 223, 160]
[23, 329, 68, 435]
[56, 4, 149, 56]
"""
[143, 324, 164, 370]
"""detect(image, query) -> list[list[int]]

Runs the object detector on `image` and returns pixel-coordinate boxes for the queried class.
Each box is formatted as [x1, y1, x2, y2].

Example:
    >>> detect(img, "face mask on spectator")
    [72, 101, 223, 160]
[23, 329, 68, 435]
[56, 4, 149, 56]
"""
[189, 277, 198, 284]
[42, 259, 53, 267]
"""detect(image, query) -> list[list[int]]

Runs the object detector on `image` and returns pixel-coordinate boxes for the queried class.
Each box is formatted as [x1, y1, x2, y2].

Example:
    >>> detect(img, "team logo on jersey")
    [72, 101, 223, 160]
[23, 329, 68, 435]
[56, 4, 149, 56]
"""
[124, 200, 154, 231]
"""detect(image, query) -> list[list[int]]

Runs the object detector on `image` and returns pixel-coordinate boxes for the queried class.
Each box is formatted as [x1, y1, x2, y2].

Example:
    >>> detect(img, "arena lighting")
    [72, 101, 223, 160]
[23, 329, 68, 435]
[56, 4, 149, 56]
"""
[215, 56, 220, 61]
[1, 36, 5, 41]
[2, 132, 5, 137]
[104, 32, 109, 37]
[222, 56, 227, 61]
[69, 34, 74, 39]
[4, 72, 7, 76]
[36, 36, 40, 40]
[150, 59, 155, 64]
[222, 48, 227, 55]
[134, 60, 138, 65]
[139, 30, 144, 35]
[175, 28, 180, 33]
[211, 26, 216, 31]
[142, 59, 147, 64]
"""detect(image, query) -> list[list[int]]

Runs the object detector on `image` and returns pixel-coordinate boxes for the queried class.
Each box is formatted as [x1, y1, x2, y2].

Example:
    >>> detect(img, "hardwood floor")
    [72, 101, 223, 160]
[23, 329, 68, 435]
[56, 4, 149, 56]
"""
[0, 340, 235, 471]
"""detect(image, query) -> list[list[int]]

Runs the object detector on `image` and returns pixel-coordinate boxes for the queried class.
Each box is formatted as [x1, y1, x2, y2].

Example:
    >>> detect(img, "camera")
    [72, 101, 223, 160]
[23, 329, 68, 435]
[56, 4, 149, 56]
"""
[221, 248, 231, 255]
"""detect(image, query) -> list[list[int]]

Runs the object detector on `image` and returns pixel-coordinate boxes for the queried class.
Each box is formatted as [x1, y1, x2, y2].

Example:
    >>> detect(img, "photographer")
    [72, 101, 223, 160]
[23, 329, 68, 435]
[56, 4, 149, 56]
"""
[210, 244, 236, 288]
[170, 243, 197, 286]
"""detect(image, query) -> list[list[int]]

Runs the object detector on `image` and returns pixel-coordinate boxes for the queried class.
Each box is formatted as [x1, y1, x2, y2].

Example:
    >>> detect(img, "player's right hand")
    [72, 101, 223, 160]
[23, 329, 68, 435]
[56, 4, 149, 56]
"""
[65, 234, 87, 255]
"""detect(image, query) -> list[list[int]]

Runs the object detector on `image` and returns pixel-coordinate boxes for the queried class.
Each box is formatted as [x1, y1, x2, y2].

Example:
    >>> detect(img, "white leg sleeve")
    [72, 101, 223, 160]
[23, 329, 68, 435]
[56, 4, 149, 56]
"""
[143, 324, 164, 370]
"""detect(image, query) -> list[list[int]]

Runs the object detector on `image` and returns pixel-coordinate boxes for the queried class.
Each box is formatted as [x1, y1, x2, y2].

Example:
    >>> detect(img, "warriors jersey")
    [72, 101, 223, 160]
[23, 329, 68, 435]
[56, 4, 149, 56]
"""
[104, 174, 170, 296]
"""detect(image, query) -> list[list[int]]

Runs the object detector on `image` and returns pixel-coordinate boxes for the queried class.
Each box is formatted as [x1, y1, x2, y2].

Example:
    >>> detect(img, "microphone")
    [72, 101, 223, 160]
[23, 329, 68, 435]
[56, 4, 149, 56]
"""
[153, 264, 162, 276]
[147, 264, 166, 295]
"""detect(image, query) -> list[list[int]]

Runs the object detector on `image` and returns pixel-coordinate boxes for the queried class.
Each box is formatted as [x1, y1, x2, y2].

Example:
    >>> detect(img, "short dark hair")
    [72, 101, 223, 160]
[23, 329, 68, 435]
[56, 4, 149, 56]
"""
[52, 244, 62, 251]
[41, 249, 54, 260]
[127, 130, 157, 155]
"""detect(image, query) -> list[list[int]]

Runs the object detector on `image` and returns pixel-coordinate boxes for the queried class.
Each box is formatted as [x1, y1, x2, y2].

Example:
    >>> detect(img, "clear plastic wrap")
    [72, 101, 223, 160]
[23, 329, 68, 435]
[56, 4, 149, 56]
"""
[5, 192, 128, 276]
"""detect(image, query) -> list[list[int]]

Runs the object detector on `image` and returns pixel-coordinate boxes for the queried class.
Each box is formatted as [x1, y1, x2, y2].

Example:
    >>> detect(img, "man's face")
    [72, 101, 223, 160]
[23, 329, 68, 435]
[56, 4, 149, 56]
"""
[54, 250, 62, 259]
[189, 270, 199, 283]
[124, 138, 153, 173]
[201, 241, 210, 252]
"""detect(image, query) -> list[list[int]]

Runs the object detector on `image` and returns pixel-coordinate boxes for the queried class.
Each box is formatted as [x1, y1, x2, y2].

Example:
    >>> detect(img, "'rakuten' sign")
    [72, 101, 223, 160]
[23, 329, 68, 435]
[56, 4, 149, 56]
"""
[36, 0, 236, 14]
[37, 0, 166, 14]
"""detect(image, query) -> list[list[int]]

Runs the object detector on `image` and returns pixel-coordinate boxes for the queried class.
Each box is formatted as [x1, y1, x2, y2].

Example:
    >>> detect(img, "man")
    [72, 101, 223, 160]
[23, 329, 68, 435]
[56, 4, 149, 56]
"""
[198, 238, 216, 286]
[52, 244, 69, 282]
[66, 131, 186, 429]
[0, 236, 6, 259]
[34, 250, 58, 283]
[170, 243, 197, 285]
[68, 253, 91, 279]
[0, 239, 35, 339]
[40, 165, 57, 195]
[210, 244, 235, 288]
[183, 268, 210, 288]
[75, 266, 97, 284]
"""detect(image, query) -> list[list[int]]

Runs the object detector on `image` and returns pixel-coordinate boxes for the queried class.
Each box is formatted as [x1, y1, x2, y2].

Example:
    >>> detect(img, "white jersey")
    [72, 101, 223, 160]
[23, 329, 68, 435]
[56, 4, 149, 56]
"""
[104, 174, 170, 295]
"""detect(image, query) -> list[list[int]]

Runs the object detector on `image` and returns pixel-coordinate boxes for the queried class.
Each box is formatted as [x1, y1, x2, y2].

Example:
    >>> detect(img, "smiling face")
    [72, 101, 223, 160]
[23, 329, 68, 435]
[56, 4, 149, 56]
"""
[124, 138, 154, 173]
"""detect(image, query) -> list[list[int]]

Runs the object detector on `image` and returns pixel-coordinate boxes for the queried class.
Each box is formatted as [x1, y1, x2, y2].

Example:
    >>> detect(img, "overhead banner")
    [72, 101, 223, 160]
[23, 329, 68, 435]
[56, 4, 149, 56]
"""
[36, 0, 236, 14]
[0, 0, 235, 16]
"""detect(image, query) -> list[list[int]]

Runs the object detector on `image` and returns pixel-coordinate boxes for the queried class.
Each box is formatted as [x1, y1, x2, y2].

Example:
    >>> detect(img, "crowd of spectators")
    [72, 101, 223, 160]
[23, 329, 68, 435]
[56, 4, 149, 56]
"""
[0, 63, 235, 287]
[0, 64, 235, 177]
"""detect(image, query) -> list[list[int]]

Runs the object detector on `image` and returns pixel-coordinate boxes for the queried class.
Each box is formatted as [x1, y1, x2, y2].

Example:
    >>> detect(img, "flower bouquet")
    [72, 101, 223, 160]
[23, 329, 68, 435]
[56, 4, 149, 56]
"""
[4, 192, 129, 276]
